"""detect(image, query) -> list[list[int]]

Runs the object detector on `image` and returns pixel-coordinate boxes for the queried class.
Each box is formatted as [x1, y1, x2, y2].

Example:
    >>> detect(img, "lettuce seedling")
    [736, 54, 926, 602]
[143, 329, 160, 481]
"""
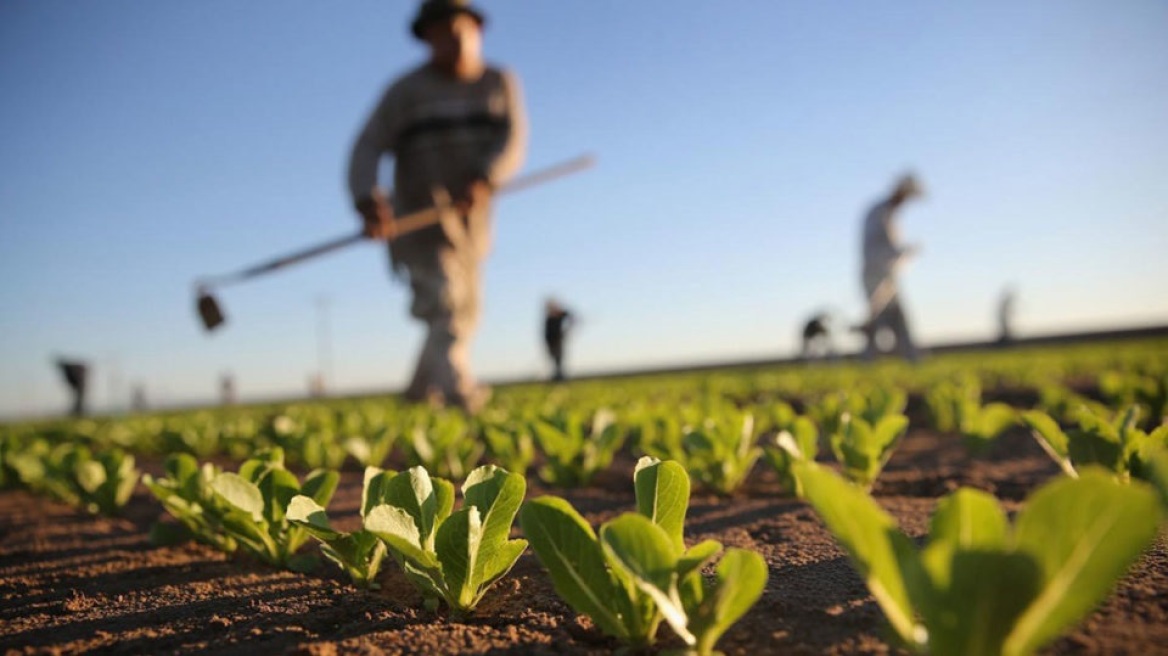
[1098, 370, 1167, 426]
[1022, 406, 1168, 483]
[73, 448, 140, 516]
[481, 421, 536, 477]
[209, 448, 340, 571]
[364, 464, 527, 614]
[926, 380, 1016, 452]
[286, 467, 394, 589]
[533, 408, 625, 487]
[764, 416, 819, 497]
[795, 462, 1162, 656]
[408, 410, 485, 481]
[521, 457, 767, 653]
[829, 413, 908, 490]
[144, 453, 238, 551]
[343, 426, 398, 469]
[680, 411, 763, 495]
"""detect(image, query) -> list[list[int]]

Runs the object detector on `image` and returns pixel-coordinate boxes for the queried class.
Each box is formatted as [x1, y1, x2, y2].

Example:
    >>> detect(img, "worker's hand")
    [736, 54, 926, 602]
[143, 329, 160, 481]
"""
[356, 195, 397, 241]
[455, 178, 493, 215]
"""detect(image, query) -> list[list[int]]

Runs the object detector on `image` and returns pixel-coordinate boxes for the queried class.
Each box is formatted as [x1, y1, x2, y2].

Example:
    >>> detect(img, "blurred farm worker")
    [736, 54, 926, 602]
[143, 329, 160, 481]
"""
[348, 0, 527, 413]
[55, 358, 89, 417]
[544, 299, 575, 382]
[998, 286, 1017, 345]
[858, 174, 924, 362]
[801, 312, 834, 360]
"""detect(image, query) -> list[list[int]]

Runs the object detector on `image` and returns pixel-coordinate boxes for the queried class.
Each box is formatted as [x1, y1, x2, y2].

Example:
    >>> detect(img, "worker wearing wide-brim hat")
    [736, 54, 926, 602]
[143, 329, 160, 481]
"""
[859, 173, 924, 361]
[348, 0, 528, 413]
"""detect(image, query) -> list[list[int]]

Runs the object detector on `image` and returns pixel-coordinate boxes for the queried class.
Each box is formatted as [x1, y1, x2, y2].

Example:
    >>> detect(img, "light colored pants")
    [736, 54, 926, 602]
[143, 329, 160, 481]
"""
[862, 271, 918, 360]
[396, 207, 490, 406]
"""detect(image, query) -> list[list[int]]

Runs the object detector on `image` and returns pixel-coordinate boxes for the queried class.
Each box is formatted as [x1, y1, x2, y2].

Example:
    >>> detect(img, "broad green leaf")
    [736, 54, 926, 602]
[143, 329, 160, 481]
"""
[302, 469, 340, 508]
[1004, 471, 1163, 656]
[212, 472, 264, 521]
[366, 503, 437, 568]
[677, 539, 723, 581]
[361, 466, 395, 518]
[258, 467, 300, 524]
[383, 466, 440, 546]
[463, 465, 526, 588]
[436, 507, 483, 610]
[977, 403, 1017, 440]
[1021, 411, 1075, 476]
[1066, 430, 1123, 474]
[600, 513, 691, 645]
[928, 489, 1009, 557]
[463, 465, 524, 548]
[520, 497, 632, 639]
[794, 462, 922, 646]
[475, 537, 527, 594]
[634, 457, 690, 555]
[1146, 448, 1168, 508]
[919, 551, 1042, 656]
[164, 452, 200, 485]
[600, 513, 679, 591]
[286, 495, 342, 540]
[690, 548, 768, 656]
[75, 460, 106, 494]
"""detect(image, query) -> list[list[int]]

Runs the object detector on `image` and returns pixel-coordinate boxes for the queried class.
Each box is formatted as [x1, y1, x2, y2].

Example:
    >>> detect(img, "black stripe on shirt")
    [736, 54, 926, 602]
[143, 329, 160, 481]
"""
[397, 113, 509, 149]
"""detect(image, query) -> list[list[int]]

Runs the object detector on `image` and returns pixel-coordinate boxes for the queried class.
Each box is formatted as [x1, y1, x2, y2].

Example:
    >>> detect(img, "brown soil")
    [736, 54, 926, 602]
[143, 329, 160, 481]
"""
[2, 427, 1166, 655]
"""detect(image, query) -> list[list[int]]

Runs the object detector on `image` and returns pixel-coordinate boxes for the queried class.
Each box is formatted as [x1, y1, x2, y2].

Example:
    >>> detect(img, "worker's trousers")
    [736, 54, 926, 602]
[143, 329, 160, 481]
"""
[863, 272, 919, 361]
[396, 207, 490, 409]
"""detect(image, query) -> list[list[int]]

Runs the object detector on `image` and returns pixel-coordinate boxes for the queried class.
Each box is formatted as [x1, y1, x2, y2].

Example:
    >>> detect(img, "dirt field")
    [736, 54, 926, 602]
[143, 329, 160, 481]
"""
[2, 425, 1166, 655]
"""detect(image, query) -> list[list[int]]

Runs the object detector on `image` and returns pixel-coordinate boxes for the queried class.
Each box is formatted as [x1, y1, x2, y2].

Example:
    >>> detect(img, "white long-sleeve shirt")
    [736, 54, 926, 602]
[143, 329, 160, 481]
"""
[861, 198, 908, 294]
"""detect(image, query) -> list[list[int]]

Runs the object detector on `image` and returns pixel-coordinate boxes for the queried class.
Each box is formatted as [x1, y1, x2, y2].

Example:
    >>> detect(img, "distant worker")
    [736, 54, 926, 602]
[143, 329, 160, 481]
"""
[801, 312, 834, 360]
[348, 0, 527, 413]
[220, 373, 236, 405]
[544, 299, 575, 381]
[858, 174, 924, 361]
[131, 384, 148, 413]
[55, 358, 89, 417]
[998, 286, 1017, 345]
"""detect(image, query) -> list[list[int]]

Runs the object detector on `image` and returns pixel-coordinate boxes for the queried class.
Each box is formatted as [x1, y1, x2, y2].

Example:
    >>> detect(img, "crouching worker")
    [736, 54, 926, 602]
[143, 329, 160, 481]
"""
[347, 0, 528, 413]
[544, 299, 574, 382]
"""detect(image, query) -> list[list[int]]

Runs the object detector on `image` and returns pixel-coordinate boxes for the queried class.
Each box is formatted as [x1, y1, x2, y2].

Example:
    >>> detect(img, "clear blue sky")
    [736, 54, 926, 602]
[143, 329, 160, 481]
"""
[2, 1, 1166, 416]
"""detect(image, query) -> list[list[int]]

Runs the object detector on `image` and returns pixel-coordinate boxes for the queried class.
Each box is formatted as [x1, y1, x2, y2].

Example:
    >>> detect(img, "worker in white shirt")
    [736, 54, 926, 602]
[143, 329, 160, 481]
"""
[859, 174, 924, 361]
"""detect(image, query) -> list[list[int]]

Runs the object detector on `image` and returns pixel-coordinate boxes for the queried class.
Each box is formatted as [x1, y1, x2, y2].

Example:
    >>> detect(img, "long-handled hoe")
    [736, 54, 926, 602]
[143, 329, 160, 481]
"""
[195, 155, 595, 332]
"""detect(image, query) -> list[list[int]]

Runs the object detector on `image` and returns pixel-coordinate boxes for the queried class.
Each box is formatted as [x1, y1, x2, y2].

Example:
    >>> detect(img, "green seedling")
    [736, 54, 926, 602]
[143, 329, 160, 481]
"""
[481, 421, 536, 477]
[795, 462, 1162, 656]
[926, 380, 1016, 452]
[209, 448, 340, 571]
[680, 411, 763, 495]
[408, 410, 485, 481]
[763, 416, 819, 497]
[1022, 406, 1168, 483]
[144, 453, 238, 551]
[286, 467, 393, 589]
[343, 425, 398, 469]
[522, 457, 767, 654]
[829, 413, 908, 490]
[364, 464, 527, 614]
[73, 448, 140, 516]
[533, 408, 625, 487]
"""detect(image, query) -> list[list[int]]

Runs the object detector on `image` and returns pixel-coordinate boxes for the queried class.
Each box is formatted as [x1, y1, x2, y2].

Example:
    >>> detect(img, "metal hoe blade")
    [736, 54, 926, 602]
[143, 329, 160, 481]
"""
[197, 288, 226, 332]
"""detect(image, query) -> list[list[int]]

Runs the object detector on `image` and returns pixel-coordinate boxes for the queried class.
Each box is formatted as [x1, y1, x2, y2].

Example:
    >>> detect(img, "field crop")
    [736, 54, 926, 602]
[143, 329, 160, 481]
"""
[1, 337, 1167, 654]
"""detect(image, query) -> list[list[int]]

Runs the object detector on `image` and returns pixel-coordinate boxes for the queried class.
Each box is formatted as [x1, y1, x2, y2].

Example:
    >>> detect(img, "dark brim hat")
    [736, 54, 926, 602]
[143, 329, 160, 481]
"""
[411, 0, 487, 40]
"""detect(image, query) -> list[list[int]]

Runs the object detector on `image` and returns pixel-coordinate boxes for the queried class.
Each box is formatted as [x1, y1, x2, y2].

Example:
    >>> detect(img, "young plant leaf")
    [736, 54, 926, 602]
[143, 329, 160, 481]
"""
[520, 496, 634, 640]
[1003, 470, 1162, 656]
[633, 456, 690, 554]
[794, 462, 922, 646]
[688, 548, 769, 656]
